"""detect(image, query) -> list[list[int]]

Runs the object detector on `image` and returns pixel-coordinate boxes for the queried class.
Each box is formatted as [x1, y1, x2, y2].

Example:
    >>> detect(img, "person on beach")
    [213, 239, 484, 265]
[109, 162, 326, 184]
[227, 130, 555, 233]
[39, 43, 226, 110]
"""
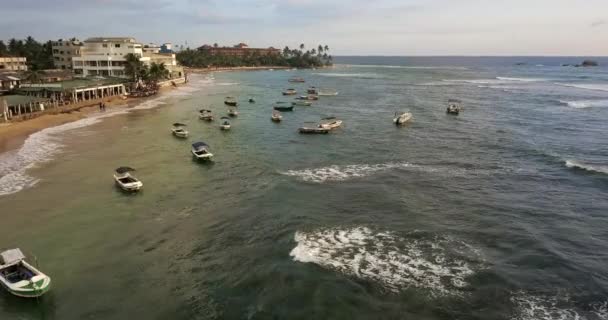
[99, 102, 103, 111]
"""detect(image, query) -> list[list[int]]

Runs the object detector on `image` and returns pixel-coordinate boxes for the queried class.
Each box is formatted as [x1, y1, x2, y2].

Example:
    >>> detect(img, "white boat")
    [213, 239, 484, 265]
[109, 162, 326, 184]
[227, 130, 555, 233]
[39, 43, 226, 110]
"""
[224, 97, 238, 107]
[191, 141, 214, 160]
[220, 117, 231, 130]
[296, 95, 319, 101]
[446, 99, 463, 115]
[271, 110, 283, 122]
[199, 109, 214, 121]
[319, 117, 342, 130]
[0, 249, 51, 298]
[292, 101, 312, 106]
[171, 122, 189, 138]
[393, 112, 413, 125]
[282, 88, 297, 95]
[307, 87, 318, 95]
[113, 166, 143, 192]
[318, 89, 339, 96]
[228, 108, 239, 117]
[288, 77, 305, 83]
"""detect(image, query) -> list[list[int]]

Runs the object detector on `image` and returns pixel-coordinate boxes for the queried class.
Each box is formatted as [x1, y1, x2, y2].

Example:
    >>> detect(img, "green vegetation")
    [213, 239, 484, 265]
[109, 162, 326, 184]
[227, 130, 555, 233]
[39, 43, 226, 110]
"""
[0, 36, 54, 70]
[176, 43, 333, 69]
[123, 53, 169, 91]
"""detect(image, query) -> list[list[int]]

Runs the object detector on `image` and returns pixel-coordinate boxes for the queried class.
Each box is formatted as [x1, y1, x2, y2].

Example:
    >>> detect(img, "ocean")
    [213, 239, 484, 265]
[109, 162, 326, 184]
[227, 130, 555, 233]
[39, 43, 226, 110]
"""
[0, 56, 607, 319]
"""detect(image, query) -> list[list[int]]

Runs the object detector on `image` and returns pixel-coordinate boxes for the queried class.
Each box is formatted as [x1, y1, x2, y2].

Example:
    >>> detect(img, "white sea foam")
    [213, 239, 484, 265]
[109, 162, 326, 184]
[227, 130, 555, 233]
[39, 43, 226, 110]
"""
[290, 227, 481, 296]
[559, 99, 608, 109]
[558, 83, 608, 92]
[496, 77, 547, 82]
[348, 64, 468, 70]
[565, 160, 608, 175]
[313, 73, 381, 79]
[0, 75, 210, 197]
[511, 292, 608, 320]
[446, 77, 546, 85]
[280, 162, 428, 183]
[216, 82, 240, 86]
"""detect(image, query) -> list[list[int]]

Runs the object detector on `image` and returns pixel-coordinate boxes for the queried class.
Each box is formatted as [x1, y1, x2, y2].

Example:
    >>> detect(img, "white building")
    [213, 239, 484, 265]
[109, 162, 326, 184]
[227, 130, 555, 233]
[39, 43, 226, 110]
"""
[72, 37, 182, 79]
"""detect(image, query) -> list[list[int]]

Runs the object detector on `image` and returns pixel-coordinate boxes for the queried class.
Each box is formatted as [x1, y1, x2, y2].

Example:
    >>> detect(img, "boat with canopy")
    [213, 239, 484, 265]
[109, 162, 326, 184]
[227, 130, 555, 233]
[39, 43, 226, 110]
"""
[113, 166, 143, 192]
[220, 117, 231, 130]
[199, 109, 214, 121]
[224, 97, 238, 107]
[0, 249, 51, 298]
[191, 142, 214, 160]
[171, 122, 189, 138]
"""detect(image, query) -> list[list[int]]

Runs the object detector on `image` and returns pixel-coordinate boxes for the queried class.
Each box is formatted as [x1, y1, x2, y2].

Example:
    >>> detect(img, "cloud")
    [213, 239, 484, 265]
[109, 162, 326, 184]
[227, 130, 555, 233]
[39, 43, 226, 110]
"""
[591, 19, 607, 27]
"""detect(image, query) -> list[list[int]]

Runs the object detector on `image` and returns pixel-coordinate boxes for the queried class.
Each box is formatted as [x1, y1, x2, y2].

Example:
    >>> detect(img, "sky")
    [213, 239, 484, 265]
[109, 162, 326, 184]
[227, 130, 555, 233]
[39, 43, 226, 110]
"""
[1, 0, 607, 56]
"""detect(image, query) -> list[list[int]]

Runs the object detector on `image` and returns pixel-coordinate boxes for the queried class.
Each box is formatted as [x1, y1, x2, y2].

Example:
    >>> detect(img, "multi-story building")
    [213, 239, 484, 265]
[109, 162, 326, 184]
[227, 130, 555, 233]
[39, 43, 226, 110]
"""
[197, 43, 280, 57]
[0, 57, 27, 71]
[72, 37, 183, 79]
[51, 39, 83, 70]
[72, 37, 149, 77]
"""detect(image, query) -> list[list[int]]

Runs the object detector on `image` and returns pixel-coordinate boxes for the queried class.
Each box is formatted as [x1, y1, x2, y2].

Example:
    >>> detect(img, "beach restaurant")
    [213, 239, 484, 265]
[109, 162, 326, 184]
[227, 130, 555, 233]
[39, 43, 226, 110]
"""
[16, 78, 127, 103]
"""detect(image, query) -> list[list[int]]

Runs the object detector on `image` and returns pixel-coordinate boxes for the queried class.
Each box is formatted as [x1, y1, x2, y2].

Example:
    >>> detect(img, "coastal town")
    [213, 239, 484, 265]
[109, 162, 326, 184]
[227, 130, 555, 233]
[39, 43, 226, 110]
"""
[0, 36, 332, 127]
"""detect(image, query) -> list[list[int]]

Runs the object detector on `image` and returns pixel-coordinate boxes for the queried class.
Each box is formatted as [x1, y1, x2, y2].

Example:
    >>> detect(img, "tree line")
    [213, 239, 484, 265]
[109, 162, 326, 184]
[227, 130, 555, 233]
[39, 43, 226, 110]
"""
[123, 53, 170, 92]
[176, 43, 333, 69]
[0, 36, 55, 70]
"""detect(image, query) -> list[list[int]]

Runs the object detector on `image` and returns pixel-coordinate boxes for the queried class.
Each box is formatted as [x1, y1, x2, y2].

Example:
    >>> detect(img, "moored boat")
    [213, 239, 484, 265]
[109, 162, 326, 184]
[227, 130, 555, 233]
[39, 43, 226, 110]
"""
[228, 107, 239, 117]
[113, 166, 143, 192]
[191, 141, 214, 160]
[282, 88, 297, 95]
[446, 99, 463, 115]
[274, 105, 294, 112]
[318, 89, 339, 96]
[220, 117, 231, 130]
[288, 77, 305, 83]
[295, 95, 319, 101]
[319, 117, 343, 130]
[249, 98, 256, 103]
[0, 249, 51, 298]
[292, 101, 312, 106]
[271, 110, 283, 122]
[171, 122, 189, 138]
[393, 112, 413, 125]
[307, 87, 318, 95]
[224, 97, 238, 107]
[299, 126, 330, 134]
[199, 109, 214, 121]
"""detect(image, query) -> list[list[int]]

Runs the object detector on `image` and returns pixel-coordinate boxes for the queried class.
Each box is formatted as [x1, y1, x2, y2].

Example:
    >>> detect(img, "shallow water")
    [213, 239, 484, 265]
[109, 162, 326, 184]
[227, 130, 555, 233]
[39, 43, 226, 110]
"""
[1, 57, 608, 319]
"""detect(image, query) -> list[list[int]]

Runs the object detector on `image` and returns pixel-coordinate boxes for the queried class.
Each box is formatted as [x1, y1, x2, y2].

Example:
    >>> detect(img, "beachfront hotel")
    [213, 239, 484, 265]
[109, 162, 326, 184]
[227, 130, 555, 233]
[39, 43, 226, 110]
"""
[198, 43, 281, 57]
[51, 39, 83, 70]
[0, 57, 28, 71]
[72, 37, 183, 78]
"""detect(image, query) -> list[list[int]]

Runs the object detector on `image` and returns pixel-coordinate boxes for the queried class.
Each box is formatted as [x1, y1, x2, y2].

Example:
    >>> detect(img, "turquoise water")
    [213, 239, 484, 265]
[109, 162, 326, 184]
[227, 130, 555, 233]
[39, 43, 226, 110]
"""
[1, 58, 608, 319]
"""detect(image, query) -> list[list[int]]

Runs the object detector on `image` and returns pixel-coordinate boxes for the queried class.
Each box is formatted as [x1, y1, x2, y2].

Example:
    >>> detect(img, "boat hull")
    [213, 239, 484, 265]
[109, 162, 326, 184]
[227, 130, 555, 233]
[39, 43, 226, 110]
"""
[274, 106, 294, 112]
[299, 127, 329, 134]
[0, 261, 51, 298]
[191, 150, 214, 160]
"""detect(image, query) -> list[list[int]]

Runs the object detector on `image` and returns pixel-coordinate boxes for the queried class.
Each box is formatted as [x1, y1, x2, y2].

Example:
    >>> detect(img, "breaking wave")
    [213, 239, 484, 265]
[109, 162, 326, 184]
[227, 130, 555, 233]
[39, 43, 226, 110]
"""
[445, 77, 547, 85]
[348, 64, 468, 70]
[290, 227, 482, 296]
[496, 77, 548, 82]
[313, 72, 382, 79]
[558, 83, 608, 92]
[558, 99, 608, 109]
[0, 75, 210, 197]
[511, 292, 608, 320]
[565, 160, 608, 175]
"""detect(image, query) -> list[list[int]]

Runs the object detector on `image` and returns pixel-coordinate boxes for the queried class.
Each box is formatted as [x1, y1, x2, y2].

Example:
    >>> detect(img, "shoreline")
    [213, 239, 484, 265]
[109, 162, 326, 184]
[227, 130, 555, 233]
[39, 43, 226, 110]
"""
[185, 66, 291, 73]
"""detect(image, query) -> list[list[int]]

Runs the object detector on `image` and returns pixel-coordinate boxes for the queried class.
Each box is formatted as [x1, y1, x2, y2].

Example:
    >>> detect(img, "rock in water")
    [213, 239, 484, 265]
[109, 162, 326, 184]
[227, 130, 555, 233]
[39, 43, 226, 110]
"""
[581, 60, 599, 67]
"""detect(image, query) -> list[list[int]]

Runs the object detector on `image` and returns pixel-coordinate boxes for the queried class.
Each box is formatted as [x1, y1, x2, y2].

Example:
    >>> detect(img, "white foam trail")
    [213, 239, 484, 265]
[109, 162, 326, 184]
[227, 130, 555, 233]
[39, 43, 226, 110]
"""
[280, 162, 427, 183]
[445, 77, 546, 85]
[0, 75, 210, 196]
[565, 160, 608, 175]
[216, 82, 240, 86]
[558, 83, 608, 92]
[347, 64, 469, 70]
[559, 100, 608, 109]
[496, 77, 548, 82]
[290, 227, 481, 296]
[511, 292, 608, 320]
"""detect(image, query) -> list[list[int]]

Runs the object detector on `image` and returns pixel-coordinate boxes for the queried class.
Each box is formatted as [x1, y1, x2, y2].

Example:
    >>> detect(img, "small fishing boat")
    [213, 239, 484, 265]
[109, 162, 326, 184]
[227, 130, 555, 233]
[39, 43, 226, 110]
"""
[171, 122, 189, 138]
[220, 117, 231, 130]
[318, 89, 338, 96]
[271, 110, 283, 122]
[307, 87, 318, 95]
[199, 109, 214, 121]
[446, 99, 463, 115]
[224, 97, 238, 107]
[393, 112, 413, 125]
[228, 107, 239, 117]
[274, 105, 294, 112]
[249, 98, 255, 103]
[113, 166, 143, 192]
[191, 142, 213, 160]
[292, 101, 312, 106]
[299, 126, 330, 134]
[295, 95, 319, 101]
[288, 77, 305, 83]
[0, 249, 51, 298]
[282, 88, 297, 95]
[319, 117, 343, 130]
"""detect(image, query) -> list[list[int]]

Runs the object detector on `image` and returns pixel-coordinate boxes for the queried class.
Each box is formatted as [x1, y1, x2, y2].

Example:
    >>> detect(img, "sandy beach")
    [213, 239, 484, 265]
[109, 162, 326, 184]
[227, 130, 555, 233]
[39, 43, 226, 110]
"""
[0, 96, 134, 155]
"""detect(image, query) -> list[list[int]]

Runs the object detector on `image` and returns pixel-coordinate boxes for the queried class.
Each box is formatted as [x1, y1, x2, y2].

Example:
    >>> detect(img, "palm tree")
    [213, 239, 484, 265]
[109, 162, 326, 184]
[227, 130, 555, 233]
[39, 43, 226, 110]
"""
[149, 62, 169, 82]
[311, 48, 316, 55]
[317, 45, 323, 57]
[283, 46, 290, 57]
[124, 53, 144, 82]
[324, 45, 329, 52]
[299, 43, 305, 50]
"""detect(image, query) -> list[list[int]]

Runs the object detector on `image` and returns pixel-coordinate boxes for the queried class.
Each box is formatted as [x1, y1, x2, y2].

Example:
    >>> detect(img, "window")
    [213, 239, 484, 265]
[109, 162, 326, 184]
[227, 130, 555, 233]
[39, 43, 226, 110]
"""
[102, 44, 108, 48]
[60, 51, 64, 54]
[115, 44, 120, 48]
[66, 51, 71, 54]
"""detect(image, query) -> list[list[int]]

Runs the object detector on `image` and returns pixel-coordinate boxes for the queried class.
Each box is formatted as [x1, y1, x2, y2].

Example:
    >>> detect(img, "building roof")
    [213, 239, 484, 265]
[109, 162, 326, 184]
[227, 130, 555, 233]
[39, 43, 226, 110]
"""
[85, 37, 137, 43]
[1, 95, 48, 107]
[17, 77, 128, 92]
